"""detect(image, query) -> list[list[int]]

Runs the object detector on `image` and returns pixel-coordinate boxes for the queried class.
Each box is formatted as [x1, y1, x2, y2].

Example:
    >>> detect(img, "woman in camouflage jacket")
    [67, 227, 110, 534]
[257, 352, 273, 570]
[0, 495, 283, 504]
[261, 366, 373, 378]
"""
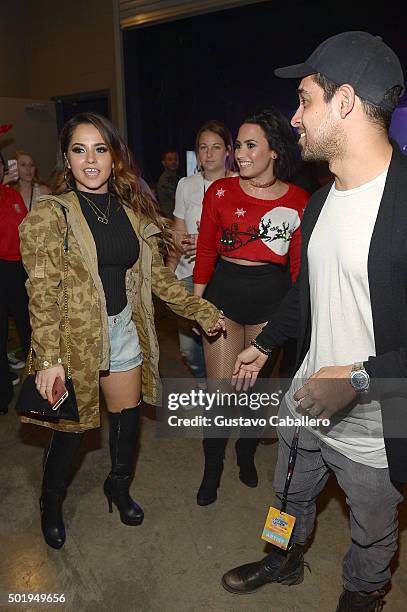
[19, 112, 224, 550]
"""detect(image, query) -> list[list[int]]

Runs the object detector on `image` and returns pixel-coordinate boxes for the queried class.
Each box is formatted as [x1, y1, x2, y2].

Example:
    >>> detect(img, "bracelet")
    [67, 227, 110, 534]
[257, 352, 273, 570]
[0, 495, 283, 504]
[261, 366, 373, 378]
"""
[251, 339, 273, 355]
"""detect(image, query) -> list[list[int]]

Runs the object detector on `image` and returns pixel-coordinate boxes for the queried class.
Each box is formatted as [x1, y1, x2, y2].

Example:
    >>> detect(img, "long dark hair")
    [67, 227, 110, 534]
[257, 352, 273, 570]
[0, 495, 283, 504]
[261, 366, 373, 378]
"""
[195, 120, 235, 172]
[55, 112, 173, 249]
[242, 107, 299, 179]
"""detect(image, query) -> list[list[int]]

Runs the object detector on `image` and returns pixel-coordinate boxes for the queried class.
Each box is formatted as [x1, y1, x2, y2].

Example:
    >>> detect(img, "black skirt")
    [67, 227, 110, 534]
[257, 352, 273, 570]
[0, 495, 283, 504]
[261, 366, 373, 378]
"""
[204, 258, 289, 325]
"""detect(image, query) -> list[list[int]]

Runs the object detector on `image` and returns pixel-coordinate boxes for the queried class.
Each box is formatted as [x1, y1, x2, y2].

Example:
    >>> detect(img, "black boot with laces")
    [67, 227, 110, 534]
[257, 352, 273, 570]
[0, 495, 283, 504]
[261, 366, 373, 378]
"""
[336, 588, 386, 611]
[221, 543, 308, 594]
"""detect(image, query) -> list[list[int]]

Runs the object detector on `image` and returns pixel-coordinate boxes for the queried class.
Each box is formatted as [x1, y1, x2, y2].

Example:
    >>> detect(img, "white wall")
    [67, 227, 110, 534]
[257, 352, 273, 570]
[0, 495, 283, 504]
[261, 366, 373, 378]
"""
[0, 98, 58, 181]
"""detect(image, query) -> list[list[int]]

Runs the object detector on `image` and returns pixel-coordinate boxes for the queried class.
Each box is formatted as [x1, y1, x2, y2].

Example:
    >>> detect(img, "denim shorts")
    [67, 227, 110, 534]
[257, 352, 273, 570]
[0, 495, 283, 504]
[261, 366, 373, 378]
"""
[108, 303, 143, 372]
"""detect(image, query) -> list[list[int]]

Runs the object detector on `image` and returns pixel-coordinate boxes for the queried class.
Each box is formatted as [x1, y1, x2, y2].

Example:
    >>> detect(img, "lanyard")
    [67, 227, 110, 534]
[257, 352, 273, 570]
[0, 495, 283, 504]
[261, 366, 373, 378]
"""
[280, 426, 300, 513]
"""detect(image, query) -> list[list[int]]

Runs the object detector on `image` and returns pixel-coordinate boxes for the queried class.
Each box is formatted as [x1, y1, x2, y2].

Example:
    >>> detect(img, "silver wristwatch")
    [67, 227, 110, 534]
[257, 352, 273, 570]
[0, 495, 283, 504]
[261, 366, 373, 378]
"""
[350, 362, 370, 393]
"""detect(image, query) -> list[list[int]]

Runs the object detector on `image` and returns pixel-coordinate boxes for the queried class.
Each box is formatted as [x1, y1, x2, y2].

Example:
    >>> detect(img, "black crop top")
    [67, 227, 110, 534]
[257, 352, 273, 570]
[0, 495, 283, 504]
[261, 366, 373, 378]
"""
[77, 190, 139, 315]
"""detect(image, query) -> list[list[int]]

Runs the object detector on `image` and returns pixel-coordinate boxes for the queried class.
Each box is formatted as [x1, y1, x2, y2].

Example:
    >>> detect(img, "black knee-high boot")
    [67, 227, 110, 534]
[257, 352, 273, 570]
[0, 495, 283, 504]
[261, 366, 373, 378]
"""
[197, 437, 228, 506]
[41, 430, 84, 549]
[235, 438, 258, 487]
[103, 407, 144, 526]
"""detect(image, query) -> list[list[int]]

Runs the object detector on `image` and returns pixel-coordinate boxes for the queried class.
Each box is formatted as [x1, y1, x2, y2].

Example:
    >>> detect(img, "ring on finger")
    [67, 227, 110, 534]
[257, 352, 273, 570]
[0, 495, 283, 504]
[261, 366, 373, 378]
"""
[297, 396, 309, 408]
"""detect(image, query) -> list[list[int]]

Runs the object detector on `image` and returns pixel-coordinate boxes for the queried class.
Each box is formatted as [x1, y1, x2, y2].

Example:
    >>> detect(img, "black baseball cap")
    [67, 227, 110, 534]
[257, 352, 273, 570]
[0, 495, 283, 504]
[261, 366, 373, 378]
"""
[274, 31, 405, 111]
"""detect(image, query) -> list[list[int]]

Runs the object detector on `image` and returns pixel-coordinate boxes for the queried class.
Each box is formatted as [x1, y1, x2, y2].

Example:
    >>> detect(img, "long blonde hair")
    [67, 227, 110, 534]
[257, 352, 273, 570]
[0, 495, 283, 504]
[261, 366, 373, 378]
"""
[55, 112, 173, 250]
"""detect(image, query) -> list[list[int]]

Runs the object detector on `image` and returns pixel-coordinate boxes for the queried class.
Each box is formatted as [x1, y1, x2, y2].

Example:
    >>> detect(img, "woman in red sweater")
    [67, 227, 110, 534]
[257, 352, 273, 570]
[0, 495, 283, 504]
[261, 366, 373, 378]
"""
[193, 107, 309, 505]
[0, 152, 31, 414]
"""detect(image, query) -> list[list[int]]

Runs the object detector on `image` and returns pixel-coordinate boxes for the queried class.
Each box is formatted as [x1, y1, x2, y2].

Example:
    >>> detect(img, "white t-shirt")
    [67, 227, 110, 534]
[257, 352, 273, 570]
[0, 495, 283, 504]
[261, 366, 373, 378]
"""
[285, 169, 389, 468]
[174, 172, 231, 279]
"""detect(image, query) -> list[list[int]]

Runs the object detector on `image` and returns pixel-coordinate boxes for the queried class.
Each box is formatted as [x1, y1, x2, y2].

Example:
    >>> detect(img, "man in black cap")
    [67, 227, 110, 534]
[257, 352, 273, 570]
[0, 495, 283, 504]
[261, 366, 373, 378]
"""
[221, 31, 406, 610]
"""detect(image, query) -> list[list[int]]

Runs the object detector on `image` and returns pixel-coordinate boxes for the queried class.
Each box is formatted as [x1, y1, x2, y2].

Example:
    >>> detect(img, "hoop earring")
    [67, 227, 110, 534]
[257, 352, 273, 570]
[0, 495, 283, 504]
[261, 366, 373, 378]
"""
[64, 166, 73, 190]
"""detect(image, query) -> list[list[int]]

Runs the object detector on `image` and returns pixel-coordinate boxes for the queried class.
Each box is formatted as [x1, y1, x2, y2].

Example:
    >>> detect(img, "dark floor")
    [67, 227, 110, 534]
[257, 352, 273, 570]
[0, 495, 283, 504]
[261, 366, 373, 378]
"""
[1, 305, 407, 611]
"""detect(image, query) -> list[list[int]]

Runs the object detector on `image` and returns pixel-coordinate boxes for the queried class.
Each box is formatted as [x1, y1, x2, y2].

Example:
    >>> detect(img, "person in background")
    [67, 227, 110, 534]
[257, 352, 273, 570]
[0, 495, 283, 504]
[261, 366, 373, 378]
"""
[193, 107, 309, 506]
[167, 120, 236, 380]
[19, 112, 224, 550]
[0, 151, 31, 414]
[0, 153, 26, 372]
[11, 149, 51, 211]
[157, 149, 180, 217]
[221, 32, 406, 611]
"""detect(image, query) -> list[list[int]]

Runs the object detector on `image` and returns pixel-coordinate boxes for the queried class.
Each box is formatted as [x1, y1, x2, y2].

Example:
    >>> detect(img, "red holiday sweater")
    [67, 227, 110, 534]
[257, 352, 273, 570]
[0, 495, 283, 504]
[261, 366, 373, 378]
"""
[0, 184, 27, 260]
[193, 177, 309, 284]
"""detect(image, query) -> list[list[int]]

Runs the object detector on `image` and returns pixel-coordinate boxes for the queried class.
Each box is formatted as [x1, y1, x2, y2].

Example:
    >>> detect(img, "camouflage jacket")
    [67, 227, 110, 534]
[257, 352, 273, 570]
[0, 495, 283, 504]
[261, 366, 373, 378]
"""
[19, 191, 220, 432]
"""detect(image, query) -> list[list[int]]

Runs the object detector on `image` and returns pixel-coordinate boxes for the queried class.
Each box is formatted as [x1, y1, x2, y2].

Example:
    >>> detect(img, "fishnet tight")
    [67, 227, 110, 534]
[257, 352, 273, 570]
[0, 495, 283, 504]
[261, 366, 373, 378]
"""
[203, 316, 267, 382]
[203, 313, 281, 430]
[202, 315, 278, 443]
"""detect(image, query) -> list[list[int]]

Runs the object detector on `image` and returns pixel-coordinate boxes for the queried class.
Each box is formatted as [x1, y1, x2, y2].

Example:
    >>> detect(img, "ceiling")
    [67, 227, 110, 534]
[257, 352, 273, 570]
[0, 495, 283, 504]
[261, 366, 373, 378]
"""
[119, 0, 270, 28]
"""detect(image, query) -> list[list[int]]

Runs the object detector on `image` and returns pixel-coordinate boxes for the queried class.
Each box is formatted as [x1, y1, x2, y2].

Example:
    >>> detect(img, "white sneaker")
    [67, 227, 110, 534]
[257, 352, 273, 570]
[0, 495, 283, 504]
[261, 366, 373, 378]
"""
[7, 352, 25, 369]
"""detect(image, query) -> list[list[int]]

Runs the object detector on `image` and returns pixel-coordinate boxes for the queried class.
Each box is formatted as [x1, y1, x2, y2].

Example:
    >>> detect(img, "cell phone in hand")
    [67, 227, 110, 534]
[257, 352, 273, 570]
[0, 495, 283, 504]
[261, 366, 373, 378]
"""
[6, 159, 18, 181]
[50, 376, 69, 410]
[7, 159, 17, 171]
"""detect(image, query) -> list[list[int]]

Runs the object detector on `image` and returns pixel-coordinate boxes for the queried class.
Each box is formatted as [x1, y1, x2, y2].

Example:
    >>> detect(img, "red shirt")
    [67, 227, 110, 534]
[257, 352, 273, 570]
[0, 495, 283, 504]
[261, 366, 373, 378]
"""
[193, 177, 309, 284]
[0, 184, 27, 260]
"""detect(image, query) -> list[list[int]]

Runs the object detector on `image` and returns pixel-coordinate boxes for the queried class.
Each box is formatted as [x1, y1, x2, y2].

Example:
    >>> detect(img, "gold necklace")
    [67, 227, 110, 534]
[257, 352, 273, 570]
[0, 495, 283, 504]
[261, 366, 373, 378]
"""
[79, 192, 111, 224]
[248, 176, 278, 189]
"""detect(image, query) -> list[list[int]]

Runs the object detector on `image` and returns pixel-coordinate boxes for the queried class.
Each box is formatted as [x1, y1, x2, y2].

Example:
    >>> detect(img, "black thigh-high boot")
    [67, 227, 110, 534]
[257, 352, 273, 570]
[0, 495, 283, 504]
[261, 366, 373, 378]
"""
[103, 406, 144, 526]
[41, 430, 84, 549]
[197, 437, 228, 506]
[235, 438, 258, 487]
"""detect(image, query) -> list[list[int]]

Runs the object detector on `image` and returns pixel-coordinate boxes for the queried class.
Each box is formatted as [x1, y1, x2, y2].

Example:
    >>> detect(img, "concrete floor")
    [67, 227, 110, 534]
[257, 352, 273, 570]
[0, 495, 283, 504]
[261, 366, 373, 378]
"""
[1, 304, 407, 612]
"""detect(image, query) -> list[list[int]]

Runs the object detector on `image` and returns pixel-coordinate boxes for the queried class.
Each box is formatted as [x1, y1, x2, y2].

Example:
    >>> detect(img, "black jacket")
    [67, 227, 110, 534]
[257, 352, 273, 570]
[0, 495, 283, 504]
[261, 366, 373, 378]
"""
[257, 143, 407, 482]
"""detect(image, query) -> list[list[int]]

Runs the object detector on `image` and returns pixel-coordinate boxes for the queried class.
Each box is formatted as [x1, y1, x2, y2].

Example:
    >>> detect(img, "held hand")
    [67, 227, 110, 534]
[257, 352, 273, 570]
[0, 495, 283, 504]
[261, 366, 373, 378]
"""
[232, 346, 269, 391]
[171, 228, 186, 256]
[294, 365, 355, 420]
[206, 312, 226, 336]
[181, 234, 198, 260]
[35, 364, 66, 403]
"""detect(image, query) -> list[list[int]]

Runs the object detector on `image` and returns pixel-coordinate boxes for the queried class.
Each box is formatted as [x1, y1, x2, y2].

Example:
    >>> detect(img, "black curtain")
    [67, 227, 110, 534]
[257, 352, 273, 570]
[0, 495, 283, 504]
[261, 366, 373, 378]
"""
[123, 0, 405, 184]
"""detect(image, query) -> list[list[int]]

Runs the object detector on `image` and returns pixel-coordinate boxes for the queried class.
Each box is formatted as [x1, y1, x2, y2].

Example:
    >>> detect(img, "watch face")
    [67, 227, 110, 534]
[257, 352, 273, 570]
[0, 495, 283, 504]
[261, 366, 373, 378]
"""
[351, 370, 369, 391]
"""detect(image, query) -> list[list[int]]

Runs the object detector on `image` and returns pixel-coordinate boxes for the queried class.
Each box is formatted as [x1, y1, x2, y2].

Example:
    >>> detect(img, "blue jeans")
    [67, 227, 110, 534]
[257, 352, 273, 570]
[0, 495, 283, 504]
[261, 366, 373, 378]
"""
[108, 303, 143, 372]
[177, 276, 206, 379]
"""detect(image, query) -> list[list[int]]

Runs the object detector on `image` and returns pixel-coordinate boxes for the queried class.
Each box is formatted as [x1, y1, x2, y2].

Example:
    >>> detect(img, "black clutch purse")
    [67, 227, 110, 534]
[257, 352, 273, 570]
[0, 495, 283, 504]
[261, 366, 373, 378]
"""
[15, 204, 79, 422]
[15, 375, 79, 421]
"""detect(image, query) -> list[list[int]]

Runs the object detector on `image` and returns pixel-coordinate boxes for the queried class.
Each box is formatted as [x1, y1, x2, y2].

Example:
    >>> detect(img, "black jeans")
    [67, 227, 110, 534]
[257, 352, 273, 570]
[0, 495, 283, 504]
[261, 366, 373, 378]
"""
[0, 260, 31, 409]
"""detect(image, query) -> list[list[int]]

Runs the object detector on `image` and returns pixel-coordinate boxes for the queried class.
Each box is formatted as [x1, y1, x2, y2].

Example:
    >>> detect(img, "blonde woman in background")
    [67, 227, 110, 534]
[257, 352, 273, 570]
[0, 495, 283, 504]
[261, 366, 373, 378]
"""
[12, 150, 51, 210]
